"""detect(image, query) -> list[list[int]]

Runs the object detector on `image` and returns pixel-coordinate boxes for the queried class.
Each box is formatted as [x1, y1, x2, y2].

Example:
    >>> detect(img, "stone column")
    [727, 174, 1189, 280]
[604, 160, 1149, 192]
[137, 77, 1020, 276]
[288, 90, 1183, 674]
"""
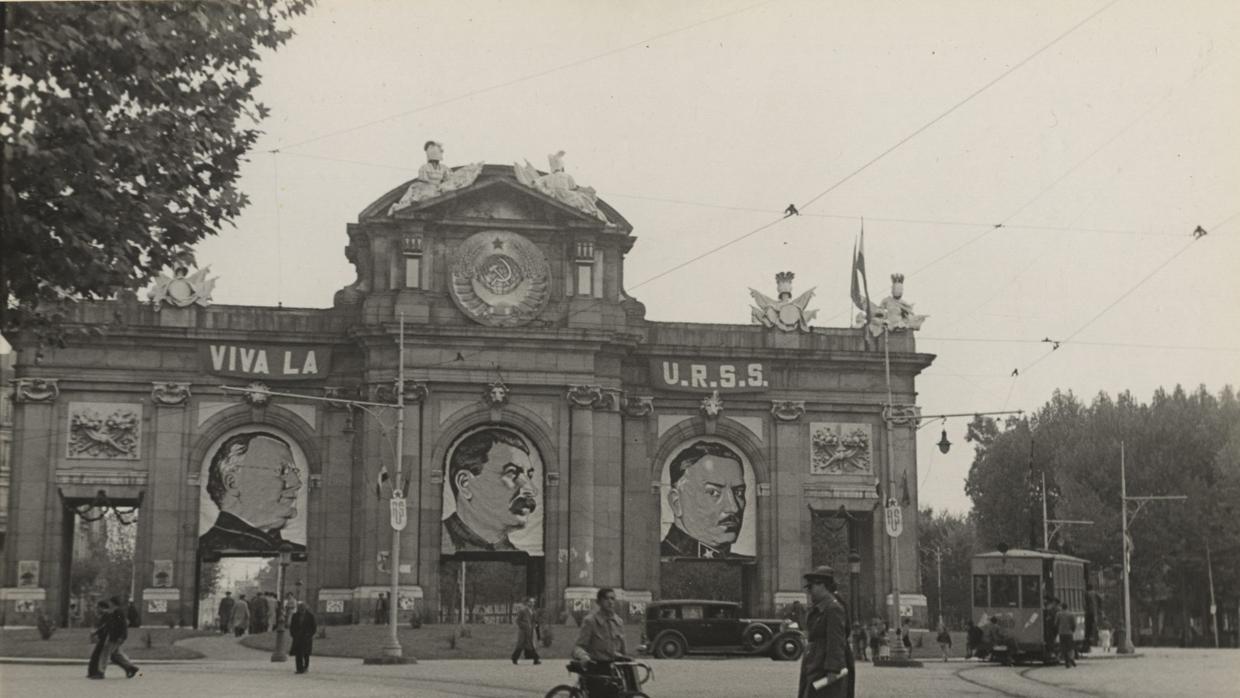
[592, 390, 622, 588]
[621, 397, 655, 596]
[149, 382, 191, 625]
[566, 387, 596, 589]
[2, 379, 58, 623]
[771, 402, 807, 613]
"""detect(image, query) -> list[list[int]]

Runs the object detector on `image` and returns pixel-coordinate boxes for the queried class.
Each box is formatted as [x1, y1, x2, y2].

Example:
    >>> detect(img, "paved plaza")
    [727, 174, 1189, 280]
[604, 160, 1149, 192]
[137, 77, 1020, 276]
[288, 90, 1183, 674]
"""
[2, 638, 1237, 697]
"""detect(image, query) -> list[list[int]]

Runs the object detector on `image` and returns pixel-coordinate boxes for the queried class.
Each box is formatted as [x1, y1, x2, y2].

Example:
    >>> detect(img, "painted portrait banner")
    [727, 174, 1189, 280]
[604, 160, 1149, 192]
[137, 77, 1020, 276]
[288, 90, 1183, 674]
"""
[441, 426, 544, 557]
[809, 422, 874, 475]
[660, 438, 756, 560]
[197, 427, 308, 558]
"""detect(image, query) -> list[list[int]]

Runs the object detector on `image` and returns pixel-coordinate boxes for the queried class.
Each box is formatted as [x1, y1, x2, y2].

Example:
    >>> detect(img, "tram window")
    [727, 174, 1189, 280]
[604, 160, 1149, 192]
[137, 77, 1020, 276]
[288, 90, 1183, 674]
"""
[991, 575, 1018, 607]
[1020, 576, 1041, 608]
[973, 575, 989, 607]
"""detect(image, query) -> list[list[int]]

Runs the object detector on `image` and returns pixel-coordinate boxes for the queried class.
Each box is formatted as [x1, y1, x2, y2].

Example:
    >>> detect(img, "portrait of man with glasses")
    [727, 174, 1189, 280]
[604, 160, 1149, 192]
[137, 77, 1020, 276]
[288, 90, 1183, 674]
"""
[200, 431, 307, 555]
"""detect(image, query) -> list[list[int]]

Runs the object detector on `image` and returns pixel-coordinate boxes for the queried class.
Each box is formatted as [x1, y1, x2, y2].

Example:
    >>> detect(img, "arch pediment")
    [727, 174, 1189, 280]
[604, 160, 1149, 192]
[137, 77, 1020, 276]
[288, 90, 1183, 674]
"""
[358, 164, 631, 234]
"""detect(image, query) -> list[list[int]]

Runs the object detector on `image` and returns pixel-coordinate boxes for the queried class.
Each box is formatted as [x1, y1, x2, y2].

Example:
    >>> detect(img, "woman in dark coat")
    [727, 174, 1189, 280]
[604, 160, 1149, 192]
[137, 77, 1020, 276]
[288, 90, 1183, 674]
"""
[289, 601, 317, 674]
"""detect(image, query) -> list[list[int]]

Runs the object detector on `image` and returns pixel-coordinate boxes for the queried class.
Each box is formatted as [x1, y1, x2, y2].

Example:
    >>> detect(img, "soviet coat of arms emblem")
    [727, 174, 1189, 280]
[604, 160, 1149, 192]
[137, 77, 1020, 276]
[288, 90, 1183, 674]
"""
[449, 231, 550, 327]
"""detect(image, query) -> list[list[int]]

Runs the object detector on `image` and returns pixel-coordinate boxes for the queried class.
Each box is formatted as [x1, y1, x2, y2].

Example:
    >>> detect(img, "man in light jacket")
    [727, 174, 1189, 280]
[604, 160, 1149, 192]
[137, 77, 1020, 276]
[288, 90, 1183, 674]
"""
[231, 593, 251, 637]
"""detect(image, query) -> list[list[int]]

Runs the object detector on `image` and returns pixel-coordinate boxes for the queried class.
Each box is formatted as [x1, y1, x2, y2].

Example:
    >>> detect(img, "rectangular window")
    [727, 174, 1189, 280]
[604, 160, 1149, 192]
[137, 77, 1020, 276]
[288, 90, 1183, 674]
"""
[404, 255, 421, 289]
[681, 605, 703, 620]
[576, 263, 593, 296]
[990, 575, 1018, 607]
[973, 575, 989, 607]
[1020, 575, 1041, 608]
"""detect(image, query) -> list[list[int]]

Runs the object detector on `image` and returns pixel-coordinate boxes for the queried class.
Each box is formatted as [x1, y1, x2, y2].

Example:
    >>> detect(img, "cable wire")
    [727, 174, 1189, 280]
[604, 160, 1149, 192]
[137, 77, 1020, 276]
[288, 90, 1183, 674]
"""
[270, 1, 774, 153]
[796, 0, 1121, 213]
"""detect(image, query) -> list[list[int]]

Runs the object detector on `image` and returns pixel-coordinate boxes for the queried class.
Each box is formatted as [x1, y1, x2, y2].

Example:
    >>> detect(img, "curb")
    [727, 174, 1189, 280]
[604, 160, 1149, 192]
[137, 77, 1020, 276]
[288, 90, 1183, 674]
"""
[0, 657, 200, 666]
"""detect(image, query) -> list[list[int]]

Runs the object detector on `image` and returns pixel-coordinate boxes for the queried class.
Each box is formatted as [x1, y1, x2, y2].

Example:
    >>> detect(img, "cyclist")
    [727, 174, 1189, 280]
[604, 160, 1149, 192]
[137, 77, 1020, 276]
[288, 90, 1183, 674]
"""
[572, 587, 635, 697]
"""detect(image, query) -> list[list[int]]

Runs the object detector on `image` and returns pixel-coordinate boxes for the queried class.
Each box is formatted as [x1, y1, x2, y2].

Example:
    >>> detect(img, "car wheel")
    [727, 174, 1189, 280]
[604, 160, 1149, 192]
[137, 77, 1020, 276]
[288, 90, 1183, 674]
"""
[544, 685, 581, 698]
[742, 623, 774, 650]
[654, 633, 686, 659]
[771, 635, 804, 661]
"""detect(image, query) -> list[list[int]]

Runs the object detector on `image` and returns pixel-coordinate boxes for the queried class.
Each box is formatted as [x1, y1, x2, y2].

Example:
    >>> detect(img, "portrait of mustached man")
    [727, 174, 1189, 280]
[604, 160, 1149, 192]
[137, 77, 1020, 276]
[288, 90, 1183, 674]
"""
[661, 440, 753, 560]
[443, 428, 540, 553]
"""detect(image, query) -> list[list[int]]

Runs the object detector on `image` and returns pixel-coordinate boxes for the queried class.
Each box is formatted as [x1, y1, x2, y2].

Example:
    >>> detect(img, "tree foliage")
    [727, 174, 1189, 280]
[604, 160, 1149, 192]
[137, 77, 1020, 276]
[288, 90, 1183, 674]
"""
[1, 0, 311, 332]
[918, 507, 978, 629]
[964, 385, 1240, 639]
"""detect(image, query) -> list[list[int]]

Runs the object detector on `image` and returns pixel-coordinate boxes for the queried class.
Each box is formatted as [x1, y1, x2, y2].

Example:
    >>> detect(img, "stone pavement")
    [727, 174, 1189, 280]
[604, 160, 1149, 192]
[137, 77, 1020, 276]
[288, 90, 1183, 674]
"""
[2, 642, 1236, 697]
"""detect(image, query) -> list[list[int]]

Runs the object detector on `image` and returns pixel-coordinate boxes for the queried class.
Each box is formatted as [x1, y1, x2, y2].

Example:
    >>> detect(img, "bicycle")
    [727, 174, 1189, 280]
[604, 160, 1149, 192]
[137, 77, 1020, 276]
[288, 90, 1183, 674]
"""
[544, 659, 654, 698]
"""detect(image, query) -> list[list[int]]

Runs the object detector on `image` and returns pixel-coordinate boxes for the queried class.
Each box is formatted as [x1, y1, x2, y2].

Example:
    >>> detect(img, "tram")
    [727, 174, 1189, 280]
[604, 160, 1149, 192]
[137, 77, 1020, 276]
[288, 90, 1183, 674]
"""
[971, 548, 1090, 664]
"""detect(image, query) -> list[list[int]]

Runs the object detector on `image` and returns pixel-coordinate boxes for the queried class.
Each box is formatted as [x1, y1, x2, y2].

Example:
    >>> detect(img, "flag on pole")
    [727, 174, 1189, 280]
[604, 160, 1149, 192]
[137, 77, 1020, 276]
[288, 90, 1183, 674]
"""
[850, 221, 871, 327]
[376, 464, 390, 500]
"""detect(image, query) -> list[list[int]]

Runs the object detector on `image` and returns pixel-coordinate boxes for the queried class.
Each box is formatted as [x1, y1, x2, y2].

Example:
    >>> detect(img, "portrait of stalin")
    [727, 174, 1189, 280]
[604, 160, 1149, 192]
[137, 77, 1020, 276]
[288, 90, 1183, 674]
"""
[442, 428, 539, 554]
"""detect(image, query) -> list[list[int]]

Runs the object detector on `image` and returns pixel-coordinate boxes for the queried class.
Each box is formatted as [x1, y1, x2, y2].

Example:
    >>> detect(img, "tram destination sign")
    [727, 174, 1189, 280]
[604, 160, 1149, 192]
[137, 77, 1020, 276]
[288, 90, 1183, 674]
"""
[202, 343, 332, 381]
[651, 359, 773, 393]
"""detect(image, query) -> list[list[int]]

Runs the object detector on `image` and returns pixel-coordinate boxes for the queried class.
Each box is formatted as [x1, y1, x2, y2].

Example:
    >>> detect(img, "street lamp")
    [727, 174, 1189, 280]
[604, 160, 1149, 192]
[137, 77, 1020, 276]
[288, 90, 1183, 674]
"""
[848, 550, 862, 625]
[271, 542, 293, 663]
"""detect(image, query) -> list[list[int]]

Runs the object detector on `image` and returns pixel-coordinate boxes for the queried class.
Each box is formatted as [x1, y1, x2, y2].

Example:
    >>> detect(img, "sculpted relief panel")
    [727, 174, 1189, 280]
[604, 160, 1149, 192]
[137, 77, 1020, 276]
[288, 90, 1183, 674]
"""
[809, 422, 873, 476]
[449, 231, 550, 327]
[67, 402, 141, 460]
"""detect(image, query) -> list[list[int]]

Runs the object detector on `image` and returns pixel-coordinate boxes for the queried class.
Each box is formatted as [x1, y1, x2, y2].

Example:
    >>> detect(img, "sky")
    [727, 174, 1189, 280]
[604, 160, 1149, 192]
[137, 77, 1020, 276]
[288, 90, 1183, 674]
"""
[74, 0, 1240, 514]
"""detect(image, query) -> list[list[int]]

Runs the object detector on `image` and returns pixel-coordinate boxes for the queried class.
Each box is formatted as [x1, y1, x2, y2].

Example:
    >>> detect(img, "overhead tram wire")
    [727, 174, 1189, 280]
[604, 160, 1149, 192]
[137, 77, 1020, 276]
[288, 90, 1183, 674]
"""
[910, 52, 1217, 282]
[795, 0, 1122, 214]
[267, 0, 774, 153]
[1015, 209, 1240, 378]
[625, 0, 1120, 295]
[268, 148, 1181, 240]
[270, 0, 1117, 303]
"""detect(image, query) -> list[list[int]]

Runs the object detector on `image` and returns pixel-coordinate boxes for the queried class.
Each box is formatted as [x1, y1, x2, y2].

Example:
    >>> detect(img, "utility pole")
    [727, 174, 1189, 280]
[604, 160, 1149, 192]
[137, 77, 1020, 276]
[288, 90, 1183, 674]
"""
[1042, 472, 1093, 551]
[381, 314, 406, 657]
[935, 547, 943, 629]
[1119, 440, 1186, 654]
[1206, 540, 1219, 649]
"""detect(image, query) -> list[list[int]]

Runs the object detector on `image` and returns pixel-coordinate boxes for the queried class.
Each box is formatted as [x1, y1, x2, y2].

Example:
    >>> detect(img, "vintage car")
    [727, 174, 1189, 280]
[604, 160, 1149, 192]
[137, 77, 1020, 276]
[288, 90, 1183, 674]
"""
[637, 600, 805, 661]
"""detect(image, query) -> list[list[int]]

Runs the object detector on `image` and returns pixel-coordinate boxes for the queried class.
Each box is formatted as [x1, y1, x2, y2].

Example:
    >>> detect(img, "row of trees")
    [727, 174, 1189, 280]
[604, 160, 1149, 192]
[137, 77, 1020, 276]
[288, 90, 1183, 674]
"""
[961, 385, 1240, 643]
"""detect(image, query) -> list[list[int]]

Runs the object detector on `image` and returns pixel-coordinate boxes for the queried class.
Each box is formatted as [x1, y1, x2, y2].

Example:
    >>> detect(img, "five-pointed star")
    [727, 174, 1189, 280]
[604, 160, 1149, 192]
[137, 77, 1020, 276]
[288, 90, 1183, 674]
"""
[492, 238, 504, 250]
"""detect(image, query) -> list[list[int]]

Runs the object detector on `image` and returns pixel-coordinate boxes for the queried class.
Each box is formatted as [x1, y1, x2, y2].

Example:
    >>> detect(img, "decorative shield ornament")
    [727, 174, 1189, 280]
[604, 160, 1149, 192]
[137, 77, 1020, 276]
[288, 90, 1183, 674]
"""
[449, 231, 550, 327]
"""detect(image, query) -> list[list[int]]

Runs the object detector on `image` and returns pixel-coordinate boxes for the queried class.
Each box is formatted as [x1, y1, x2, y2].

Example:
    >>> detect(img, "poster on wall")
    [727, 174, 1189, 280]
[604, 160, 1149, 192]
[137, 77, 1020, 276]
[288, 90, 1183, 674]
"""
[441, 426, 544, 556]
[197, 427, 308, 557]
[660, 439, 756, 560]
[17, 560, 39, 587]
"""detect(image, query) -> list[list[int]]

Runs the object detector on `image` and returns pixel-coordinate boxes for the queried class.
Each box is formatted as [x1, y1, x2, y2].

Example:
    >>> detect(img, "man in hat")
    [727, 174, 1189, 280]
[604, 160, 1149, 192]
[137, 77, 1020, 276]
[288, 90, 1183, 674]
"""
[799, 566, 850, 698]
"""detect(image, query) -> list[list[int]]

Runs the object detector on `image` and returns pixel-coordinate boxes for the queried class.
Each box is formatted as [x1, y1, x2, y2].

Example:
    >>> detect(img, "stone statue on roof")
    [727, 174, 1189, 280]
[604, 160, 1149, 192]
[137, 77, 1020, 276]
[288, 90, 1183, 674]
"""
[388, 140, 483, 215]
[148, 265, 216, 310]
[857, 273, 927, 335]
[749, 271, 817, 332]
[513, 150, 609, 222]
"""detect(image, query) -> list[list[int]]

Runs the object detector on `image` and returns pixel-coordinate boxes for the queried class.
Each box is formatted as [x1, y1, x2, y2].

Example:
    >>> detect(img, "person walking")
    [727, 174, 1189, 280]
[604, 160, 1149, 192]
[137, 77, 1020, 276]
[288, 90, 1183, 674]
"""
[250, 592, 268, 634]
[512, 596, 542, 665]
[1098, 617, 1113, 653]
[102, 595, 140, 679]
[798, 565, 849, 698]
[375, 592, 389, 625]
[289, 601, 317, 674]
[1054, 599, 1078, 668]
[936, 623, 953, 662]
[965, 620, 982, 660]
[87, 599, 111, 679]
[264, 592, 278, 632]
[868, 620, 882, 662]
[217, 592, 236, 634]
[231, 593, 251, 637]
